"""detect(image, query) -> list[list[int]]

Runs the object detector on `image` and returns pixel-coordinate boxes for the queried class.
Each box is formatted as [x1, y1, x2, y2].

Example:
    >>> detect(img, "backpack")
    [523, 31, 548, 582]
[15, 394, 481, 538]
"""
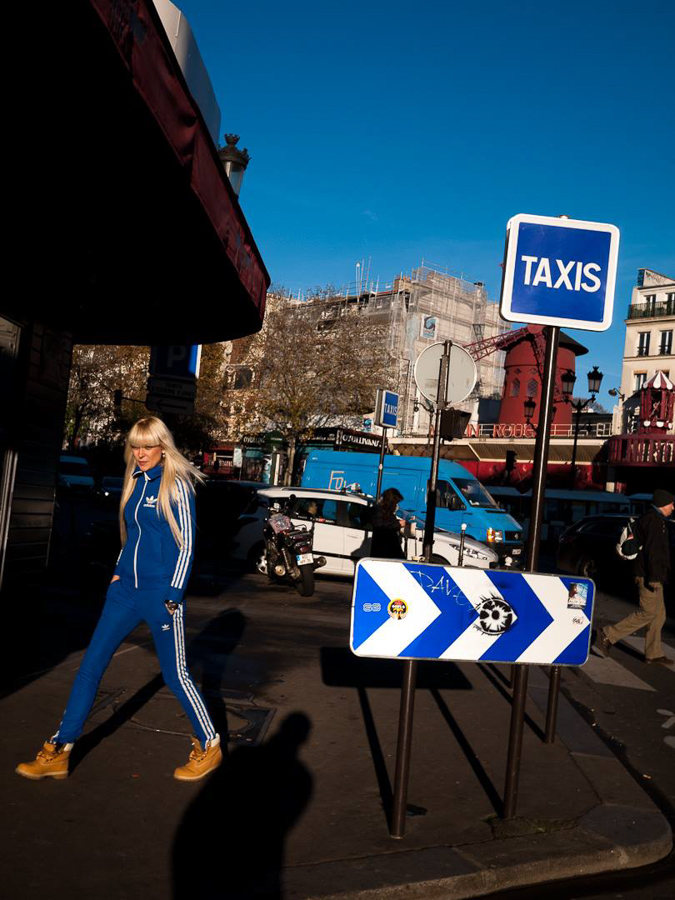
[616, 517, 641, 560]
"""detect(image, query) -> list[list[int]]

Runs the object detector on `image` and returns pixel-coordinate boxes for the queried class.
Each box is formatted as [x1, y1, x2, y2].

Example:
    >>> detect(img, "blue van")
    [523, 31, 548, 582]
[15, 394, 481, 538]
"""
[301, 450, 524, 566]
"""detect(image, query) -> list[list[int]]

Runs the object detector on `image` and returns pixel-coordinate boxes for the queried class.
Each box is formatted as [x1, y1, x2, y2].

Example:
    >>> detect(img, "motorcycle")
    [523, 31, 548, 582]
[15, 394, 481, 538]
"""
[262, 497, 325, 597]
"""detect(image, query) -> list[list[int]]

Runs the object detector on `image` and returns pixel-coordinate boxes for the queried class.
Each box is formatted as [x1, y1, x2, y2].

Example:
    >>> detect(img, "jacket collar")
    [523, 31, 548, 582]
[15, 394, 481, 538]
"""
[133, 464, 163, 482]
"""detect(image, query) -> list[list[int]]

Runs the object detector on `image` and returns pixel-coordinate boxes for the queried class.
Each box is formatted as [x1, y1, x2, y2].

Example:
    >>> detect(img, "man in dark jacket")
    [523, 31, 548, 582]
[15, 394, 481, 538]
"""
[594, 488, 674, 665]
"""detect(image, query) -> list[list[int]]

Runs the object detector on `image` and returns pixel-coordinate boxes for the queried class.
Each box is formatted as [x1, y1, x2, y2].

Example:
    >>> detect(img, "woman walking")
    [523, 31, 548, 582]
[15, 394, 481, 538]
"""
[16, 416, 222, 782]
[370, 487, 406, 559]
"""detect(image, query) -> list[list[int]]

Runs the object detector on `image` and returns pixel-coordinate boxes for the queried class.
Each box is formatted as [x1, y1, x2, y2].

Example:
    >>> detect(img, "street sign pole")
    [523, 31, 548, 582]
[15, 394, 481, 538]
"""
[422, 341, 451, 560]
[503, 325, 560, 819]
[390, 341, 451, 839]
[375, 428, 387, 500]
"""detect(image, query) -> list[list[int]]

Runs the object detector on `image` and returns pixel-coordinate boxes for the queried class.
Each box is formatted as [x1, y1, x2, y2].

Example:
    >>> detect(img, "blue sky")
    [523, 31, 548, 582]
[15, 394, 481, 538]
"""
[175, 0, 674, 401]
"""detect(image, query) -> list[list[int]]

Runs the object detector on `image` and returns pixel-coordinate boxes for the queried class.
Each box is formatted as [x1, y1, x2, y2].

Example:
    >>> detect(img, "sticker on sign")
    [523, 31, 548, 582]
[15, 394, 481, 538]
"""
[500, 213, 620, 332]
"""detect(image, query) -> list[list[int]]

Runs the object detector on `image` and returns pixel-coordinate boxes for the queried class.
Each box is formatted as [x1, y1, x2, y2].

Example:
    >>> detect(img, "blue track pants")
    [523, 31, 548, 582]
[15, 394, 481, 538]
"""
[52, 577, 216, 745]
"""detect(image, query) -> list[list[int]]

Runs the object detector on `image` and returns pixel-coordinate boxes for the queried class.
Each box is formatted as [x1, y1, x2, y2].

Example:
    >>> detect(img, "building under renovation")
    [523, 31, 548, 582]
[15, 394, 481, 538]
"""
[291, 263, 510, 436]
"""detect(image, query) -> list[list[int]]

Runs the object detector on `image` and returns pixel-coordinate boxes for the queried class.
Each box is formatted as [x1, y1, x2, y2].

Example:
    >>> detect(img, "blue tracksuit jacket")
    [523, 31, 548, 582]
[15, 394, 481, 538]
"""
[115, 464, 195, 603]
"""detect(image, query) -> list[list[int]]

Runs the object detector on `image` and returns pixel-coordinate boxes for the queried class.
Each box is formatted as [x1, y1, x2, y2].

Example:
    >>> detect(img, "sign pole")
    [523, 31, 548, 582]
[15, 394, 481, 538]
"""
[422, 340, 452, 560]
[390, 341, 451, 839]
[375, 428, 387, 500]
[503, 325, 560, 819]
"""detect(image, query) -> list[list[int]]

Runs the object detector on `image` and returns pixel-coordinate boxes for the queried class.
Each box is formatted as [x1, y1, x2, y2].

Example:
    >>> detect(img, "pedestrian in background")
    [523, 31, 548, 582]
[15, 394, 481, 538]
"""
[594, 488, 674, 666]
[16, 416, 223, 781]
[371, 487, 405, 559]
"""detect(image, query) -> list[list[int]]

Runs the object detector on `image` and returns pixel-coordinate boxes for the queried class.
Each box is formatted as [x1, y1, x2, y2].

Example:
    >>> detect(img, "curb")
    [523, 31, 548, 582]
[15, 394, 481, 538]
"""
[284, 803, 672, 899]
[284, 667, 673, 900]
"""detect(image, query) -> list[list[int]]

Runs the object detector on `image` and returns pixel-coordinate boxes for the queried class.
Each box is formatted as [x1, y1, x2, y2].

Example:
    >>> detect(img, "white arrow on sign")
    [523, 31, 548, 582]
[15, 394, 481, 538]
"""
[515, 573, 590, 663]
[354, 560, 441, 657]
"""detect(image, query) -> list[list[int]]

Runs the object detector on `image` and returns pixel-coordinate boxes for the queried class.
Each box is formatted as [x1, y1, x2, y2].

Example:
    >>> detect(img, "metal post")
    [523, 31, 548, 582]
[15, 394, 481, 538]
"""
[422, 341, 451, 561]
[390, 659, 418, 838]
[544, 667, 561, 743]
[503, 326, 560, 819]
[569, 402, 583, 489]
[457, 522, 467, 566]
[390, 340, 451, 839]
[375, 428, 387, 500]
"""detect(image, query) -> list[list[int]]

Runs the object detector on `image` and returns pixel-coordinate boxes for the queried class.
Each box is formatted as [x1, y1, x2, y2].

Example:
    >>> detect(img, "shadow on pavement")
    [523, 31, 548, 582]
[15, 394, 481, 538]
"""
[172, 712, 313, 900]
[476, 662, 545, 742]
[321, 648, 472, 829]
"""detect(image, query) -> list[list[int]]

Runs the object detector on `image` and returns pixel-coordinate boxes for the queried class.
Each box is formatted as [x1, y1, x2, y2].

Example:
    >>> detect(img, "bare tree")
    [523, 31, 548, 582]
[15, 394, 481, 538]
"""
[222, 294, 396, 480]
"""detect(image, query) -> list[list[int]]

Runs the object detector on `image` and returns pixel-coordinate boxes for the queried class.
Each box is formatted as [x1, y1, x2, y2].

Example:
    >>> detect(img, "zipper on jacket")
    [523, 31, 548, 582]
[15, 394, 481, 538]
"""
[133, 475, 149, 588]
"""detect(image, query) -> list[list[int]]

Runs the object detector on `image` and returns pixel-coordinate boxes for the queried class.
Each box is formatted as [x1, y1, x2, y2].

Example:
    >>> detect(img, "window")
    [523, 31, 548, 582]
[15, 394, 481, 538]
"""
[659, 330, 673, 355]
[293, 497, 338, 523]
[510, 378, 520, 398]
[343, 502, 371, 530]
[637, 332, 651, 356]
[634, 372, 647, 392]
[526, 379, 538, 397]
[452, 479, 499, 509]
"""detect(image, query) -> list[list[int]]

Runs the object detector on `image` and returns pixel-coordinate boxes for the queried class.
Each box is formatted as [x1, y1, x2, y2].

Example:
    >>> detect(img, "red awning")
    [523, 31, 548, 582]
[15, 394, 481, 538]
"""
[15, 0, 269, 346]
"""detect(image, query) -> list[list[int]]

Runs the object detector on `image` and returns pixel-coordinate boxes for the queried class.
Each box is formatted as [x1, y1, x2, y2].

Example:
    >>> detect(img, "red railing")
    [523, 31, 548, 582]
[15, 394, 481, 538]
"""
[607, 434, 675, 466]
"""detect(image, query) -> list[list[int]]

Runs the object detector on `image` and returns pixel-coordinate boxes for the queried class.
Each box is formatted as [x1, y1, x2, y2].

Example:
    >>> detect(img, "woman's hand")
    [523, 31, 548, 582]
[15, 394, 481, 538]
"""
[110, 575, 121, 584]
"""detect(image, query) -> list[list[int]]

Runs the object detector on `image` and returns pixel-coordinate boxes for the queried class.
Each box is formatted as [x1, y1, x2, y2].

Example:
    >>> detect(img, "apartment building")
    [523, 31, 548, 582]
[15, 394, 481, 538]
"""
[291, 263, 509, 436]
[614, 268, 675, 434]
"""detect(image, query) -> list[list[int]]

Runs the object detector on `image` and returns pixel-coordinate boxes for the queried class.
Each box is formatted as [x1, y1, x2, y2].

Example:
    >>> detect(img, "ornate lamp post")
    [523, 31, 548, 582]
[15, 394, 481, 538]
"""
[565, 366, 604, 488]
[218, 134, 250, 197]
[523, 396, 536, 423]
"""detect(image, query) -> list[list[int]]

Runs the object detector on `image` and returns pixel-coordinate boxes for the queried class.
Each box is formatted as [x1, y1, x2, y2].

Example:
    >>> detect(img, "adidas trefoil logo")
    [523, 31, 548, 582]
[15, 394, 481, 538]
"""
[161, 623, 170, 631]
[144, 495, 158, 508]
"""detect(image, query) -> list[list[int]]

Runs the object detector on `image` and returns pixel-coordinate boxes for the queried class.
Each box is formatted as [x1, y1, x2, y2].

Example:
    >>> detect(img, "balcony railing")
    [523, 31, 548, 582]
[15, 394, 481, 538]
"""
[608, 434, 675, 467]
[627, 298, 675, 320]
[462, 422, 614, 439]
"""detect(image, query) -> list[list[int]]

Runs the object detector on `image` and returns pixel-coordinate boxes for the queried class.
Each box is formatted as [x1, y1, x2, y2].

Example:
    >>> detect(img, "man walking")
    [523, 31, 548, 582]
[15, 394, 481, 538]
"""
[594, 489, 674, 666]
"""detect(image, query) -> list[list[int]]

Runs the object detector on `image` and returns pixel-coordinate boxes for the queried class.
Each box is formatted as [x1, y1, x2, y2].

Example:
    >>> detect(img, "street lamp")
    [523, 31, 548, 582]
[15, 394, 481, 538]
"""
[568, 366, 604, 488]
[218, 134, 250, 197]
[523, 396, 536, 422]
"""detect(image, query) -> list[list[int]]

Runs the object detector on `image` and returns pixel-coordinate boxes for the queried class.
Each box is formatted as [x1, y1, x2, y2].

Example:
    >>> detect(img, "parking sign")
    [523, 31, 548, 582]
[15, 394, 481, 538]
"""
[500, 214, 620, 332]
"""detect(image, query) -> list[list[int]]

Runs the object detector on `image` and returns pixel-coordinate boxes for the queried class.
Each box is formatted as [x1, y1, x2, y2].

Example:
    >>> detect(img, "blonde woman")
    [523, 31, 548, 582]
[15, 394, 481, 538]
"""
[16, 417, 222, 782]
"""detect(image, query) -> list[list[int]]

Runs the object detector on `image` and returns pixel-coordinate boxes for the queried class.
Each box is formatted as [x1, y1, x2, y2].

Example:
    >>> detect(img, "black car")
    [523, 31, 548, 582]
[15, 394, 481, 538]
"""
[556, 513, 674, 600]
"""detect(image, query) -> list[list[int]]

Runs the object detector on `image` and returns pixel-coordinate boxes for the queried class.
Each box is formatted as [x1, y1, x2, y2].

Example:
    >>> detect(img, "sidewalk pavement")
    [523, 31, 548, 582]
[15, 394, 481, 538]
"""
[1, 576, 672, 899]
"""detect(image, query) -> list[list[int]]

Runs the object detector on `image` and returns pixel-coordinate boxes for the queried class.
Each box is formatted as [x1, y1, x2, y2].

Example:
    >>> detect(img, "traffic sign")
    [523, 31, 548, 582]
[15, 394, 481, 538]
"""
[351, 560, 594, 666]
[146, 394, 195, 415]
[375, 389, 399, 428]
[149, 345, 202, 380]
[414, 343, 477, 406]
[147, 377, 197, 401]
[500, 213, 620, 332]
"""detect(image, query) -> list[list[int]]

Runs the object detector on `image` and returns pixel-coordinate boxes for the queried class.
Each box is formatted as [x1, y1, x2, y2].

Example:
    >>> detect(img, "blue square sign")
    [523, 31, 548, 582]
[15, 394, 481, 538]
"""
[376, 389, 399, 428]
[500, 214, 620, 332]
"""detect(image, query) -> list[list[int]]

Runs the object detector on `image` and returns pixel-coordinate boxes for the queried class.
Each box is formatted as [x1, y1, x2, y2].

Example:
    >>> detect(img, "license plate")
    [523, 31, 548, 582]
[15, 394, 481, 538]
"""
[296, 553, 313, 565]
[512, 548, 522, 555]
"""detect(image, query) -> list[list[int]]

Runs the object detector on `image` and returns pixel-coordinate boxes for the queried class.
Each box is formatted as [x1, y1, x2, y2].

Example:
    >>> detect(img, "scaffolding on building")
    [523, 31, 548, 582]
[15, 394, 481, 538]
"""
[287, 261, 510, 436]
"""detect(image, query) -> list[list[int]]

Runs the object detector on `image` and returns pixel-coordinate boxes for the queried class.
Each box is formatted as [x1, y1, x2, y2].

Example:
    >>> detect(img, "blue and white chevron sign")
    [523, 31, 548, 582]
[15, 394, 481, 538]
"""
[350, 560, 595, 666]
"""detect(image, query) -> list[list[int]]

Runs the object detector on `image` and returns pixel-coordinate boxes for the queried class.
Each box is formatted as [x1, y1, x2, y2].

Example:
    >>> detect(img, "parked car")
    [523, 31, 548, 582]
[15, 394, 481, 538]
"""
[556, 514, 674, 601]
[231, 487, 499, 577]
[97, 475, 124, 501]
[58, 454, 95, 492]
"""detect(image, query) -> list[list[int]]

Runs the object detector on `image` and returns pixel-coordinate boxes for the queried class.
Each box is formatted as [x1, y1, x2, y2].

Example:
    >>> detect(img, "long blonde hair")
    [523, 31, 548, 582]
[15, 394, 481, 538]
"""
[119, 416, 205, 548]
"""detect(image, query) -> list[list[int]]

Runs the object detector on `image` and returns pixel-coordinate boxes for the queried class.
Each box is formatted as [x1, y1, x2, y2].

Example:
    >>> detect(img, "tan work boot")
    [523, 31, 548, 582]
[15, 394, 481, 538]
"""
[16, 742, 73, 780]
[174, 735, 222, 782]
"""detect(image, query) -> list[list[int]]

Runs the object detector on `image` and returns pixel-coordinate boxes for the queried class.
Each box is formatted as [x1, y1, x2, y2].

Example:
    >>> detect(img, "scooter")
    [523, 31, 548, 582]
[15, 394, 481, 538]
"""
[262, 497, 325, 597]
